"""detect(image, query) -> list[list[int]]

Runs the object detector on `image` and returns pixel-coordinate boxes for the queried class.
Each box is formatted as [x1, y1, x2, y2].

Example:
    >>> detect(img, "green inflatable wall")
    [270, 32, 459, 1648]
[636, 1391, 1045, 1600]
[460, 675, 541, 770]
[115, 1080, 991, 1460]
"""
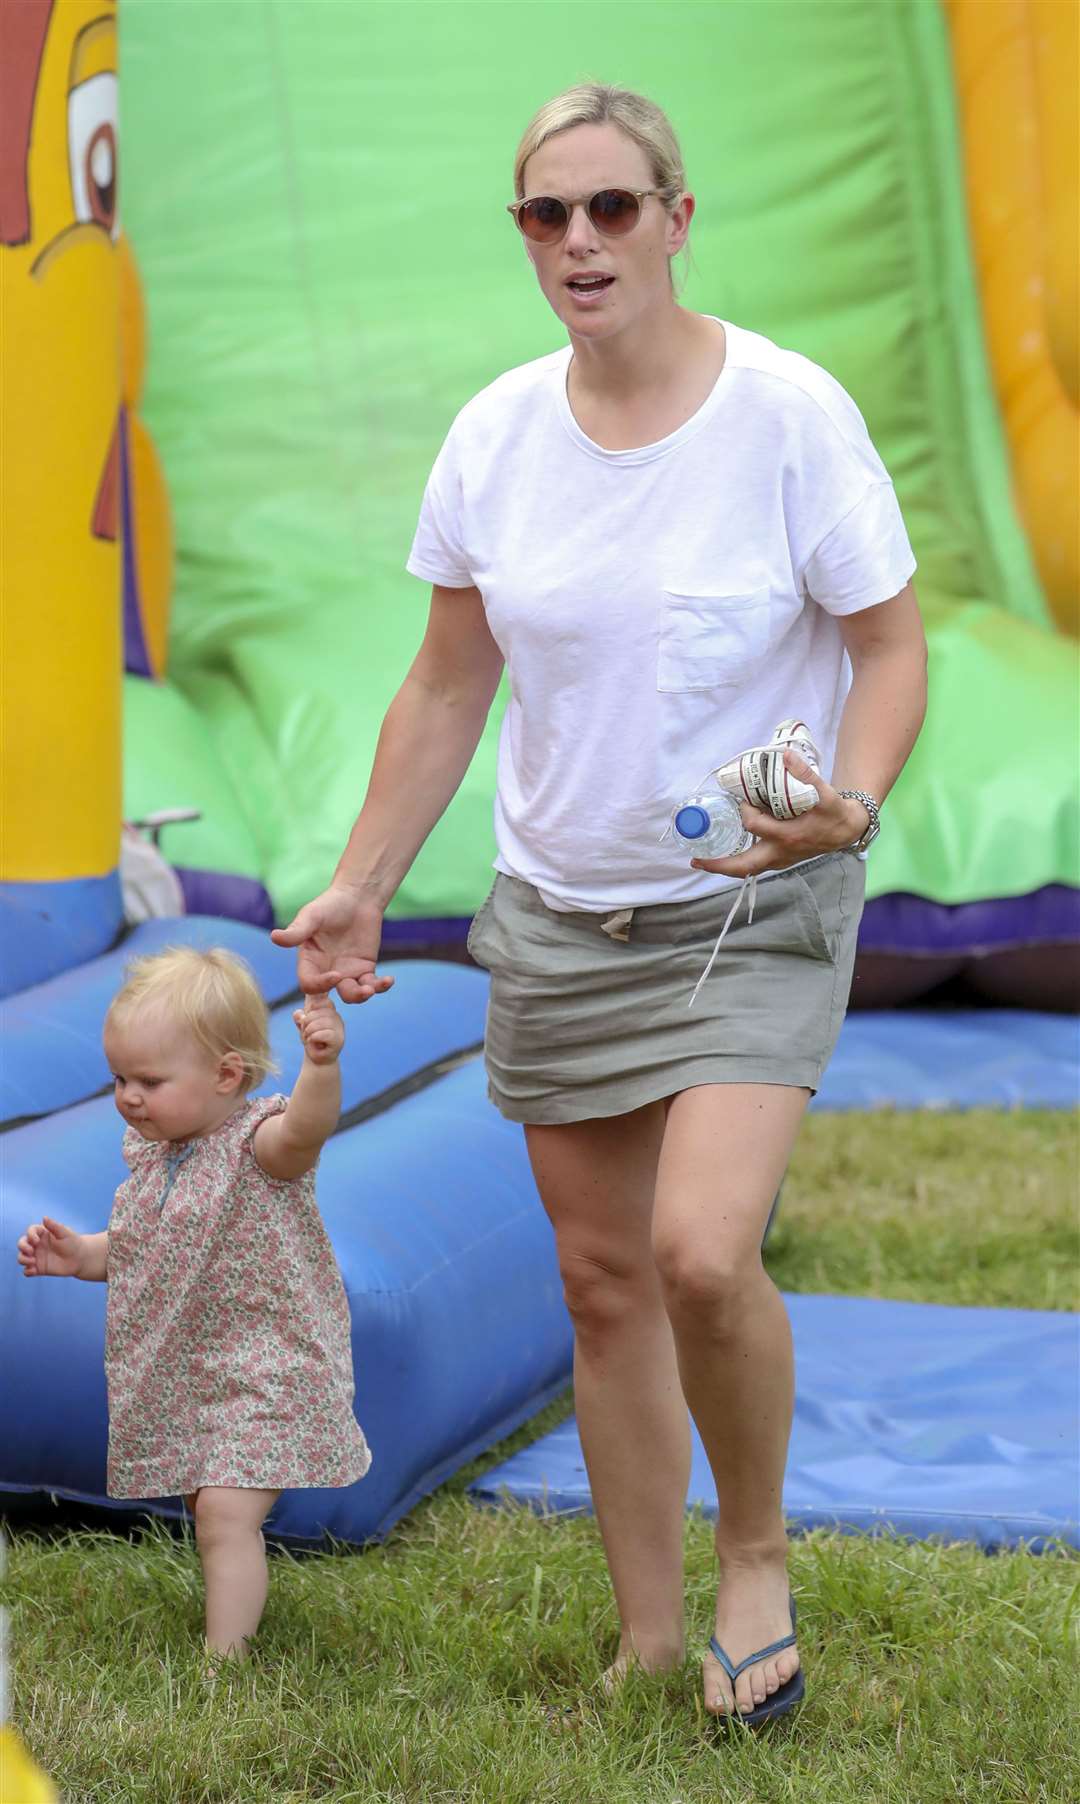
[119, 0, 1077, 924]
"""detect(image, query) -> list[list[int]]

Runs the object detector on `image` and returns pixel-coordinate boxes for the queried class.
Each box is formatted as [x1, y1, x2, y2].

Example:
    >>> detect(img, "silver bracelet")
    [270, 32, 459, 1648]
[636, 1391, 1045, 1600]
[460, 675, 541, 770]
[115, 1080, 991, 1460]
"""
[838, 789, 881, 850]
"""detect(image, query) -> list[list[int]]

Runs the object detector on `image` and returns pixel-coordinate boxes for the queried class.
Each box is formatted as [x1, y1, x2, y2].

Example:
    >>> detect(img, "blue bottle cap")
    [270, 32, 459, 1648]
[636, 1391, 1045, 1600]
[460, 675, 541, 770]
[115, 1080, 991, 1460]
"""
[674, 805, 710, 840]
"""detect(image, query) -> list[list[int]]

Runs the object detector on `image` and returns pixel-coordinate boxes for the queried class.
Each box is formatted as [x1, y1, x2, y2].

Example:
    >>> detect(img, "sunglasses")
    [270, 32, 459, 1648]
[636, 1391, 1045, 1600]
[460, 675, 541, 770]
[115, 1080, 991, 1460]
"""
[506, 188, 659, 244]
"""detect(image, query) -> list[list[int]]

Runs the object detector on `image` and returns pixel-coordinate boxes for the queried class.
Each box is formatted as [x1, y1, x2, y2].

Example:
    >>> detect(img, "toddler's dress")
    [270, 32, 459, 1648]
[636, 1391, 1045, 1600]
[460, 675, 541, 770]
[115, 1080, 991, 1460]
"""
[104, 1095, 371, 1497]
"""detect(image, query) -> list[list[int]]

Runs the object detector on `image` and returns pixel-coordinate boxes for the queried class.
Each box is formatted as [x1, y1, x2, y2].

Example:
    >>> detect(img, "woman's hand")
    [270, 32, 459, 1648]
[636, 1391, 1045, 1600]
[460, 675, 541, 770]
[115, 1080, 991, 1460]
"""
[690, 749, 869, 878]
[271, 883, 394, 1004]
[17, 1216, 85, 1278]
[293, 991, 345, 1064]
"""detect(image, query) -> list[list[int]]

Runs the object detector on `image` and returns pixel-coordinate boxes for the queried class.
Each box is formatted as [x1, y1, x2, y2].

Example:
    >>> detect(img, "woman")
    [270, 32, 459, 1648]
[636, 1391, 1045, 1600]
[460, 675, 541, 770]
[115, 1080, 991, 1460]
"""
[274, 83, 928, 1724]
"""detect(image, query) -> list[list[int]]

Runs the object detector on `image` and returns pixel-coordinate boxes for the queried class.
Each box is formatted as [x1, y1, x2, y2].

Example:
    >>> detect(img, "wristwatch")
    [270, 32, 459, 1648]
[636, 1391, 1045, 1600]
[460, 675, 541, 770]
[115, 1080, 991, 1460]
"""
[838, 789, 881, 851]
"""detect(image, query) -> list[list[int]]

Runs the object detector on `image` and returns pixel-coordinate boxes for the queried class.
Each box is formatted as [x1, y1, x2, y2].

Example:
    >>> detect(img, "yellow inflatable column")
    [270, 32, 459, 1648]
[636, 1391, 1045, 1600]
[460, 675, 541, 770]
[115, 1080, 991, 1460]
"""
[945, 0, 1079, 636]
[0, 0, 124, 987]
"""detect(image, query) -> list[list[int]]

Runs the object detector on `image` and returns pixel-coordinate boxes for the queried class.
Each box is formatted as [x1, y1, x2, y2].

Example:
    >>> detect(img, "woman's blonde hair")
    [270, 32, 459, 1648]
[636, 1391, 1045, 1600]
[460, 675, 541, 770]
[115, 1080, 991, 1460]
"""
[512, 82, 687, 209]
[107, 946, 277, 1091]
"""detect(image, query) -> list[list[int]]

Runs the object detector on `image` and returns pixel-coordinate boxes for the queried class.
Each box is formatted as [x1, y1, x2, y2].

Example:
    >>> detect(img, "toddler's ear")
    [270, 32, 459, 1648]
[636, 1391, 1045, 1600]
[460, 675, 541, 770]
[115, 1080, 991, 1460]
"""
[217, 1050, 248, 1094]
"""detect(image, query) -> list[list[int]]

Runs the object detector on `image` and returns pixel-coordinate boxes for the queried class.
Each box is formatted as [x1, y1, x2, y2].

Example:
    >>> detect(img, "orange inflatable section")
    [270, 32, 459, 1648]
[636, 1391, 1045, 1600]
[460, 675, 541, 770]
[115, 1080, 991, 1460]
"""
[945, 0, 1079, 637]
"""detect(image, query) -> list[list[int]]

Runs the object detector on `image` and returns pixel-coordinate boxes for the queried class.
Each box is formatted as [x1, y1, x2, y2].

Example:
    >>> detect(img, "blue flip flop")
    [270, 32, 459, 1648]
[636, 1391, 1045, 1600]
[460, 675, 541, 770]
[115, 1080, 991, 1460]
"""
[707, 1593, 804, 1729]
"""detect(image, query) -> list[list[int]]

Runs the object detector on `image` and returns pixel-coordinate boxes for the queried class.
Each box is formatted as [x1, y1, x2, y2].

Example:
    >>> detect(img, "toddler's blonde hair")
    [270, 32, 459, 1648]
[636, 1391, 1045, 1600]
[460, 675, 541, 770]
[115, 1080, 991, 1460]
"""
[107, 946, 277, 1091]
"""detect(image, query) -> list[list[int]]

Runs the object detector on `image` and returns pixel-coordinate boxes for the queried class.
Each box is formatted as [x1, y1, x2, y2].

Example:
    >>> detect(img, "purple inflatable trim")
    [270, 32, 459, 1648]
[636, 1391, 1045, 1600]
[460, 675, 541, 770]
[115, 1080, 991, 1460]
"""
[120, 408, 154, 681]
[382, 916, 471, 949]
[167, 876, 1079, 963]
[174, 868, 275, 929]
[859, 886, 1079, 955]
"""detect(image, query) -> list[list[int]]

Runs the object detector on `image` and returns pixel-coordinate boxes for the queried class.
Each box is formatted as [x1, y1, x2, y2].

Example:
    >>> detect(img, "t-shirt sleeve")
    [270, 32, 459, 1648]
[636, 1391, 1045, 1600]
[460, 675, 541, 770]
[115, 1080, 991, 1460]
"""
[787, 374, 916, 615]
[406, 420, 475, 589]
[803, 479, 917, 616]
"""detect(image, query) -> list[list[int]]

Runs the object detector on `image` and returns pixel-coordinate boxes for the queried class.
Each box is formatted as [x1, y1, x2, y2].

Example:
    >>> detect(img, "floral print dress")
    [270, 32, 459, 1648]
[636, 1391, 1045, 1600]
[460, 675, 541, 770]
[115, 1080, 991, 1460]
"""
[104, 1095, 371, 1497]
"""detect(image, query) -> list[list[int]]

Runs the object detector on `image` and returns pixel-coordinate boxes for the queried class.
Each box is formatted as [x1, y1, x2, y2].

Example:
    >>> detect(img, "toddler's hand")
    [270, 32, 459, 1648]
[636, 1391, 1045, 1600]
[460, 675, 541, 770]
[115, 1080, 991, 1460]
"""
[17, 1216, 84, 1278]
[293, 991, 344, 1064]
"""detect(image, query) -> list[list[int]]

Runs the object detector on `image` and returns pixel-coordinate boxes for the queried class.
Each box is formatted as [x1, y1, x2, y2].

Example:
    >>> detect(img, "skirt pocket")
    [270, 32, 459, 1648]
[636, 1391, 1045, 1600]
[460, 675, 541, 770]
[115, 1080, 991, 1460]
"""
[465, 882, 497, 966]
[792, 852, 864, 960]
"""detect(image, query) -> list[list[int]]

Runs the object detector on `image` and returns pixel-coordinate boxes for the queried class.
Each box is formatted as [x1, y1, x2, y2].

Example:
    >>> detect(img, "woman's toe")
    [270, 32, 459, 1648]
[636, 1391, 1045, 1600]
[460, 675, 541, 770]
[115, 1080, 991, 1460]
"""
[702, 1657, 735, 1716]
[762, 1658, 780, 1695]
[736, 1672, 760, 1713]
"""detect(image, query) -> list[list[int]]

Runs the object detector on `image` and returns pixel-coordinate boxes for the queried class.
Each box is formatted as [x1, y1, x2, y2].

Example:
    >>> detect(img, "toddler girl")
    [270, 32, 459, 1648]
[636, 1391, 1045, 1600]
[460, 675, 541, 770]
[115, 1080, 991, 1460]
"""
[17, 946, 371, 1659]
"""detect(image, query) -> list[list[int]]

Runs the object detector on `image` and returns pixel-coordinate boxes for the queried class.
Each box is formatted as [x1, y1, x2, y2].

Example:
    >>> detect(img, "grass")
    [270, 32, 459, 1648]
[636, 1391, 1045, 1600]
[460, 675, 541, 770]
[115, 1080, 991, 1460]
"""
[6, 1109, 1078, 1803]
[766, 1107, 1079, 1311]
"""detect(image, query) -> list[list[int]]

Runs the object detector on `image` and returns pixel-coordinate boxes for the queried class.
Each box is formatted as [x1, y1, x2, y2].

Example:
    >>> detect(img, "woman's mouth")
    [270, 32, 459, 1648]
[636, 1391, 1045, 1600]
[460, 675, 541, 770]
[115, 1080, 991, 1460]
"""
[565, 274, 615, 304]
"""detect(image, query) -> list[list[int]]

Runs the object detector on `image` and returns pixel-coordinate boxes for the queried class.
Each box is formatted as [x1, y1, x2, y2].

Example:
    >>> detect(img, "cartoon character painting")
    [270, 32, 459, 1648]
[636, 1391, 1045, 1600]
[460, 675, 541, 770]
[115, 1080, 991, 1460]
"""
[0, 0, 172, 992]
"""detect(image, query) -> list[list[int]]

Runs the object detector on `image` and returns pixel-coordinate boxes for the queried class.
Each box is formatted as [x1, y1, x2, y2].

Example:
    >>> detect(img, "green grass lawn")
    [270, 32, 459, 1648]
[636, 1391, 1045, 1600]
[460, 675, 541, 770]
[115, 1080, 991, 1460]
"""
[6, 1109, 1078, 1804]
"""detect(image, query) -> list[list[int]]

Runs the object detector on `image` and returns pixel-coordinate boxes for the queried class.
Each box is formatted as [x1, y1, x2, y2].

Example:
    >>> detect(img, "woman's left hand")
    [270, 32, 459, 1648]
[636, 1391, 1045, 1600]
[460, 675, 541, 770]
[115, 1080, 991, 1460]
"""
[690, 749, 870, 878]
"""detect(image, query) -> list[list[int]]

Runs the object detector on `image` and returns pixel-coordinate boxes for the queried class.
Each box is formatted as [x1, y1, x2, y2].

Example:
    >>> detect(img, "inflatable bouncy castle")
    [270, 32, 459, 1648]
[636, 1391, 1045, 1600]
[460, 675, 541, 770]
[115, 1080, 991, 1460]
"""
[1, 0, 1076, 1544]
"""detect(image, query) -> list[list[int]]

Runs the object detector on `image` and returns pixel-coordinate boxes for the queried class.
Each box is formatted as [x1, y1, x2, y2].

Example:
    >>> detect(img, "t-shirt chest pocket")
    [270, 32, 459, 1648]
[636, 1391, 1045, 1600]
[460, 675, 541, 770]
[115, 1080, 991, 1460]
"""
[657, 585, 772, 692]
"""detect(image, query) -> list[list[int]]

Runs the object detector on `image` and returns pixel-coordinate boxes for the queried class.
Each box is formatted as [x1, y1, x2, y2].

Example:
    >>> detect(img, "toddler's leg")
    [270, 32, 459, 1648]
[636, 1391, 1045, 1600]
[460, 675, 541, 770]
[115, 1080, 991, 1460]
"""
[190, 1486, 281, 1658]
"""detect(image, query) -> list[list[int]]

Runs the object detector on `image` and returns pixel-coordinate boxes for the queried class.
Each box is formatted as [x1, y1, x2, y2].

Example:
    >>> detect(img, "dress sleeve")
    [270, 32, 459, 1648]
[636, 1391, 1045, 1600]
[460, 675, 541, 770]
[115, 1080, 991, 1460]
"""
[121, 1125, 152, 1171]
[240, 1094, 318, 1188]
[405, 419, 475, 589]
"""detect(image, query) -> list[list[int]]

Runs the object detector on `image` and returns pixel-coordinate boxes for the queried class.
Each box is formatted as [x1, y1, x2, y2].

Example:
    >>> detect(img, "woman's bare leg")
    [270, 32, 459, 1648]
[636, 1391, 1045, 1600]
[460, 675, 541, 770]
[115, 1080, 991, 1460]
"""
[526, 1105, 690, 1675]
[187, 1486, 281, 1658]
[652, 1083, 809, 1717]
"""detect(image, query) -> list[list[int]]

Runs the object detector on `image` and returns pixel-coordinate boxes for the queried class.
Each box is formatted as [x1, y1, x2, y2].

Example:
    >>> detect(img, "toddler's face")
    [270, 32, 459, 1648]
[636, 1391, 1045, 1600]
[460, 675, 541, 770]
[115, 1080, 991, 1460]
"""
[103, 1008, 239, 1142]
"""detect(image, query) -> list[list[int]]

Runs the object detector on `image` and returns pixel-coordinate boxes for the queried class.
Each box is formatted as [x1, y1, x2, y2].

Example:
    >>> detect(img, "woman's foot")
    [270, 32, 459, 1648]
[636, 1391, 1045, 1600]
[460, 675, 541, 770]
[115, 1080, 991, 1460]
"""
[601, 1633, 685, 1696]
[702, 1544, 799, 1718]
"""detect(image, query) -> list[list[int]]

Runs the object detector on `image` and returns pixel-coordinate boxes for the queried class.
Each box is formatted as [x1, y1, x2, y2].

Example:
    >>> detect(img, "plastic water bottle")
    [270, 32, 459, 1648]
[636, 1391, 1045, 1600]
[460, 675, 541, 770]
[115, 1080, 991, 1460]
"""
[671, 790, 752, 858]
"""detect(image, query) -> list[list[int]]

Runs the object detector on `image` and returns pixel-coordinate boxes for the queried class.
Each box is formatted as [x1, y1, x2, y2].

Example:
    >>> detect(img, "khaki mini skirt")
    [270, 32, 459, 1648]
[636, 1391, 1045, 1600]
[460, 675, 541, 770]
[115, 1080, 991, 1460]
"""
[466, 853, 865, 1126]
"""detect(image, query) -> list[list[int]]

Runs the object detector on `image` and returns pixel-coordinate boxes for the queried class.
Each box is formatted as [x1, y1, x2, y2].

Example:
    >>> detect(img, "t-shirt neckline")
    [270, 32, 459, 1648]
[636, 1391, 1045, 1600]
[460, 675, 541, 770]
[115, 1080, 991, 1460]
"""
[554, 317, 736, 465]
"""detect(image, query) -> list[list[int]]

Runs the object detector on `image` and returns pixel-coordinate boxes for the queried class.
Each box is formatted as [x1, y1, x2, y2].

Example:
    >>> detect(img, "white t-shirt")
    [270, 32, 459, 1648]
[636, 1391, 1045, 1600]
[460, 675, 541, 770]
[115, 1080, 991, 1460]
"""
[407, 319, 916, 911]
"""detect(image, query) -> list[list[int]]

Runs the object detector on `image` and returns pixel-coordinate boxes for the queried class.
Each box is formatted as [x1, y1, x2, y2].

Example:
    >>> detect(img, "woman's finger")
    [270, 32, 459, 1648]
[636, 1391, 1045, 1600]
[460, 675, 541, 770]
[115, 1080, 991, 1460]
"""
[269, 901, 327, 949]
[692, 844, 776, 877]
[783, 747, 830, 798]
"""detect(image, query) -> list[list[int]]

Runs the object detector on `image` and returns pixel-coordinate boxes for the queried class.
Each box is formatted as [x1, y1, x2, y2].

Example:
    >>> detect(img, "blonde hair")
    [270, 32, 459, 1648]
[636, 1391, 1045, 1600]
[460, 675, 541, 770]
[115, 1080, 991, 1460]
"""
[107, 946, 277, 1091]
[513, 82, 687, 208]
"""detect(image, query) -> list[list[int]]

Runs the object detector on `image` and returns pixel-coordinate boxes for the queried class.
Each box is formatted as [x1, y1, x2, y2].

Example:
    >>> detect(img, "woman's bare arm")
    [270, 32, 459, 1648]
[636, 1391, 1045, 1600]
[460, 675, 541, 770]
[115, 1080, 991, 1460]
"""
[271, 584, 504, 998]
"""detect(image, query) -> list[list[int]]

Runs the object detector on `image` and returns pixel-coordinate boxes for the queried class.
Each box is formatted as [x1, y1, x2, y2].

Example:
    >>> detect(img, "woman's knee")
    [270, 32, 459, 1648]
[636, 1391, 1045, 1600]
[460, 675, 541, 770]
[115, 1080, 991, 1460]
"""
[652, 1230, 764, 1326]
[558, 1244, 659, 1344]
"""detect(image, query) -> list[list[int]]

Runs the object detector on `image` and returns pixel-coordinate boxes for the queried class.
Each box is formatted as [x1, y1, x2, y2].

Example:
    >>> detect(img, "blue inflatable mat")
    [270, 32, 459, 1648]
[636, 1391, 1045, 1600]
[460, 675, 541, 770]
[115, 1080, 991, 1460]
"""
[0, 918, 571, 1546]
[0, 917, 300, 1121]
[1, 1059, 572, 1545]
[0, 920, 487, 1124]
[813, 1009, 1078, 1111]
[471, 1295, 1079, 1551]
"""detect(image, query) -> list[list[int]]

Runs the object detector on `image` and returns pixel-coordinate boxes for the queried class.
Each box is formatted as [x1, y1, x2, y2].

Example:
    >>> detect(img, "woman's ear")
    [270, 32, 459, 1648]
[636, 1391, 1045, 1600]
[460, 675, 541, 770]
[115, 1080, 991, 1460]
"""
[216, 1051, 247, 1095]
[666, 190, 695, 257]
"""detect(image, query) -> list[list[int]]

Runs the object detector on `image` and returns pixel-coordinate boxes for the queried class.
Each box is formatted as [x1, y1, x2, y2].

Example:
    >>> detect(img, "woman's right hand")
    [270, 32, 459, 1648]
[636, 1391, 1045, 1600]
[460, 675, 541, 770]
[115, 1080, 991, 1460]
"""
[270, 883, 395, 1004]
[18, 1216, 84, 1278]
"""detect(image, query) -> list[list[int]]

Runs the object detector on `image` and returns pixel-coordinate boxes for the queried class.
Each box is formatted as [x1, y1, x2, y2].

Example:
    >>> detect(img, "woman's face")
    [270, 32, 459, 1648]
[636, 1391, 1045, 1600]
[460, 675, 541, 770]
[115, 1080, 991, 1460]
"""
[518, 121, 692, 344]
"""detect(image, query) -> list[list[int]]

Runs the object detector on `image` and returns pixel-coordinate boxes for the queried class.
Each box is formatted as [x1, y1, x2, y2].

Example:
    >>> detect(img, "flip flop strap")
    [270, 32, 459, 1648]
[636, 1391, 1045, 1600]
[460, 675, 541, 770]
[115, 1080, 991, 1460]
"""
[707, 1629, 797, 1683]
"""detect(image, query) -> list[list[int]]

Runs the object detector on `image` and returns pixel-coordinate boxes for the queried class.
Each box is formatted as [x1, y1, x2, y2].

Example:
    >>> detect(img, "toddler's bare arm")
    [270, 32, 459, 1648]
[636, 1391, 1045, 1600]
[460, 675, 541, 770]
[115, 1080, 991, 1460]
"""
[253, 994, 343, 1180]
[17, 1218, 108, 1280]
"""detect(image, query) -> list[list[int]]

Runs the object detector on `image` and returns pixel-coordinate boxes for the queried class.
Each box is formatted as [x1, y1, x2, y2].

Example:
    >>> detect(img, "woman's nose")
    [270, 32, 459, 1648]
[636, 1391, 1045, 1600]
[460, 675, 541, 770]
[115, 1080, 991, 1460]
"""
[563, 201, 602, 255]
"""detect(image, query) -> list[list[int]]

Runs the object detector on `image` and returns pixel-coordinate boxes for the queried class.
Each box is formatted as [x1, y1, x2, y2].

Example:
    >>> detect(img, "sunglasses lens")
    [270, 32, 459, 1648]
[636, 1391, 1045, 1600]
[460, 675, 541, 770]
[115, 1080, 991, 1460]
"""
[588, 189, 641, 234]
[518, 197, 569, 242]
